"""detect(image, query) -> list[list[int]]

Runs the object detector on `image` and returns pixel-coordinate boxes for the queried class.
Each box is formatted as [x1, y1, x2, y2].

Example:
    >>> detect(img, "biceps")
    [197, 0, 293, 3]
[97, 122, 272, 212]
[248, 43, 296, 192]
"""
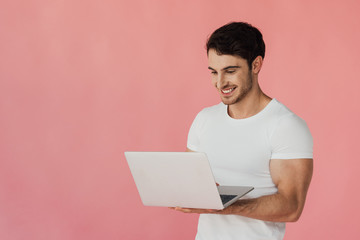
[270, 159, 313, 201]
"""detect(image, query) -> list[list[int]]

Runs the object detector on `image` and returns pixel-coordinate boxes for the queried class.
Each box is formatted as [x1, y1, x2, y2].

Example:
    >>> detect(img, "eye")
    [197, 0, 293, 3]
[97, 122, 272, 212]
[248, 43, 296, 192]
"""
[225, 70, 236, 74]
[211, 71, 217, 75]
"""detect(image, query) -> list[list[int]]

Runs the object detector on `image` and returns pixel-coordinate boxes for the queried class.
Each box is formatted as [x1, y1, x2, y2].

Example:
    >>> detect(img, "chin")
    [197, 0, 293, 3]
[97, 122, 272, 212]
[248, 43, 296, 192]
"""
[221, 98, 237, 106]
[221, 93, 247, 105]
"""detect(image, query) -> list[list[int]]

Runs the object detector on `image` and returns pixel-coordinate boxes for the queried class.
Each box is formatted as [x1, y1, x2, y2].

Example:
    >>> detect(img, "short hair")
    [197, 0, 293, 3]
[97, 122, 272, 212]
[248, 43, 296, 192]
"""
[206, 22, 265, 69]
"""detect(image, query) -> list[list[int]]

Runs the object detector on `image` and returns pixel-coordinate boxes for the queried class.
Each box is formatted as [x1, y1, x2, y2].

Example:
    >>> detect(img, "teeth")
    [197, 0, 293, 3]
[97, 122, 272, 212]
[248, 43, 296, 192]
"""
[222, 88, 234, 94]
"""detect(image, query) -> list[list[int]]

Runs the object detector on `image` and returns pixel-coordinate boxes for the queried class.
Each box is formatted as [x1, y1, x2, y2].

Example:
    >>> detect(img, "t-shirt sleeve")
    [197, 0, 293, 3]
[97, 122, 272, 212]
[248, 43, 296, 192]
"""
[187, 111, 203, 152]
[270, 114, 313, 159]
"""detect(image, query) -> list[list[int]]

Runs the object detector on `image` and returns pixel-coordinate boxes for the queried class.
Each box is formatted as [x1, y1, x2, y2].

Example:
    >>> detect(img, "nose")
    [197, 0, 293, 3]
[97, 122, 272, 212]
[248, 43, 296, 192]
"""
[216, 74, 226, 89]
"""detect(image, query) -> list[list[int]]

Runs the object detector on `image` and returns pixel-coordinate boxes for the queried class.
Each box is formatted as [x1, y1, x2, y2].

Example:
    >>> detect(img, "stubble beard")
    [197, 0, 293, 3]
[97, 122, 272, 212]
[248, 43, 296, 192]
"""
[221, 73, 253, 106]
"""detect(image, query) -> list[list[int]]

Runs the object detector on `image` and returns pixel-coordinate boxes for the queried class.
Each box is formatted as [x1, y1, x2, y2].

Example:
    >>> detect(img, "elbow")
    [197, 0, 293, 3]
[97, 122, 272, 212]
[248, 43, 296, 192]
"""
[282, 196, 306, 222]
[287, 212, 301, 222]
[279, 200, 304, 222]
[285, 207, 304, 222]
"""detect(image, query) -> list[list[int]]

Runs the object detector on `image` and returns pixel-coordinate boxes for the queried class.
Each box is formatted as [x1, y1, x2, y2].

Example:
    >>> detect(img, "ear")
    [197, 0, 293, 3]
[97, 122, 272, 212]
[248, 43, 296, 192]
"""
[251, 56, 263, 74]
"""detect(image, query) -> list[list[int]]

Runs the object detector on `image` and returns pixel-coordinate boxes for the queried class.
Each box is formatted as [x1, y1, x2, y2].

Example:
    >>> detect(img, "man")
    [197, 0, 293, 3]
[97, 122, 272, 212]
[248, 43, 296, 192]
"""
[173, 22, 313, 239]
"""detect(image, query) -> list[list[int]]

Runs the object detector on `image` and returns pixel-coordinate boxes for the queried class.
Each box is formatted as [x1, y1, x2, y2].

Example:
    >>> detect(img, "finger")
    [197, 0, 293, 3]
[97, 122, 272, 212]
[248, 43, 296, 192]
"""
[175, 207, 194, 213]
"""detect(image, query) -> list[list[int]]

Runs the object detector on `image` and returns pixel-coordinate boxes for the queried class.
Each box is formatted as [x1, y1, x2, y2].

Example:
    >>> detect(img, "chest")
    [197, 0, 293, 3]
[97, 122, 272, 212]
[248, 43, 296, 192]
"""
[198, 121, 272, 174]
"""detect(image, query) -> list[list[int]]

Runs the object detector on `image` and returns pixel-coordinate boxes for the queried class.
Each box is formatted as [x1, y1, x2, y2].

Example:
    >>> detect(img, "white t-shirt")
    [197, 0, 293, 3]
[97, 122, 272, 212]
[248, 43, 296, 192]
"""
[187, 99, 313, 240]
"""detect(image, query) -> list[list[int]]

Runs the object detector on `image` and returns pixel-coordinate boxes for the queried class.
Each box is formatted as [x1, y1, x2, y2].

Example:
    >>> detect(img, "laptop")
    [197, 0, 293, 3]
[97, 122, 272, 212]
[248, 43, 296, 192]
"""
[125, 151, 254, 210]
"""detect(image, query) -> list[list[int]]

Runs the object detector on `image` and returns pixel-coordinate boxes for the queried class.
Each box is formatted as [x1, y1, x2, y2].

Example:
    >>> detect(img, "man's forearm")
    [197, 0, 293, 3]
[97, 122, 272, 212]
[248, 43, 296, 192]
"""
[220, 193, 301, 222]
[172, 158, 312, 222]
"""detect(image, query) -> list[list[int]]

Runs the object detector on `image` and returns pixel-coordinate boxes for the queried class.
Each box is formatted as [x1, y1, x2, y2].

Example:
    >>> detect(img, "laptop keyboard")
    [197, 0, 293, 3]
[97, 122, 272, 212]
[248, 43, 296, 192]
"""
[220, 194, 237, 205]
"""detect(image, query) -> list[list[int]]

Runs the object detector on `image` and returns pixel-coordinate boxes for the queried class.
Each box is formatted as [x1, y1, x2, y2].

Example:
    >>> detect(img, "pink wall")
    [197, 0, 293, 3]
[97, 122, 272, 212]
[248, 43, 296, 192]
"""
[1, 0, 359, 239]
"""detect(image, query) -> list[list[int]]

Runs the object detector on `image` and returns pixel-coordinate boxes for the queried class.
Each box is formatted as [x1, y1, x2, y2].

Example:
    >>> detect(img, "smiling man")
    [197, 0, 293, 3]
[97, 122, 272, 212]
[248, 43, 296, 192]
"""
[173, 22, 313, 239]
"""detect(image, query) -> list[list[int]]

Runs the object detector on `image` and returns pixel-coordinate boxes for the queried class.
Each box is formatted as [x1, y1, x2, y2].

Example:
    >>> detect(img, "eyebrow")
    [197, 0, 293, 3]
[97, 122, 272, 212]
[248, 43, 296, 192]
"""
[208, 66, 241, 71]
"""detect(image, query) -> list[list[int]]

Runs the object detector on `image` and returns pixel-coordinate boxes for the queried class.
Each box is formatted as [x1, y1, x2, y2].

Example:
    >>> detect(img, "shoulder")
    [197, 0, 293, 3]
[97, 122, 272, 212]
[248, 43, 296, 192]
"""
[270, 99, 309, 132]
[195, 102, 225, 119]
[268, 100, 313, 159]
[189, 102, 225, 133]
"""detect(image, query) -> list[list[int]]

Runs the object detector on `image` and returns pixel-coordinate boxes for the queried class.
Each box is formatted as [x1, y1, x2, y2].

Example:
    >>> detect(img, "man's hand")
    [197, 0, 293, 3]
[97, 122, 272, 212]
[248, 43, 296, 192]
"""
[169, 207, 221, 214]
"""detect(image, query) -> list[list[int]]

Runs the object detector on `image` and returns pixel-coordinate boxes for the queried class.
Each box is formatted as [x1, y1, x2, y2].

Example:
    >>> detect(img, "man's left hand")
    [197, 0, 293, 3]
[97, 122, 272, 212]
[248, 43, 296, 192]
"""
[169, 207, 222, 214]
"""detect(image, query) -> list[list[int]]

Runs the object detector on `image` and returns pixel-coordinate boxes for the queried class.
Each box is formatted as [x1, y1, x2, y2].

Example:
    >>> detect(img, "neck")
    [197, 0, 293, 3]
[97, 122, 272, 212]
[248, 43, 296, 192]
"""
[227, 86, 271, 119]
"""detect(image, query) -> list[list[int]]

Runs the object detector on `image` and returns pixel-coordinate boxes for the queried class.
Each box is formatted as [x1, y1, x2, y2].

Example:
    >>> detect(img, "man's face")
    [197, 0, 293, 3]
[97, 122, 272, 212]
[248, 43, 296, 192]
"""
[208, 49, 253, 106]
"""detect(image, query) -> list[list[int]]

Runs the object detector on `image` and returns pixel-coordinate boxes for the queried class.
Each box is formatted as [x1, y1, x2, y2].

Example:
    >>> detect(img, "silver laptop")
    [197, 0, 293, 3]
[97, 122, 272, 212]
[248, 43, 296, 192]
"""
[125, 152, 254, 210]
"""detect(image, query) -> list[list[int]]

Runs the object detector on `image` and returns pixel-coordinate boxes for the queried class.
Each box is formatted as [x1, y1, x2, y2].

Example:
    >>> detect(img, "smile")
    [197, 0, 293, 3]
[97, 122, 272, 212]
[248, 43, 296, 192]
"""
[221, 87, 236, 94]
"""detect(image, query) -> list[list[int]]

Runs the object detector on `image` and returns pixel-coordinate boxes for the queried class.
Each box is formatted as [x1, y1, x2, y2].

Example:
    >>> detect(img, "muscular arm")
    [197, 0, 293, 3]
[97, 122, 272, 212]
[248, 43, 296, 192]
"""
[221, 158, 313, 222]
[176, 151, 313, 222]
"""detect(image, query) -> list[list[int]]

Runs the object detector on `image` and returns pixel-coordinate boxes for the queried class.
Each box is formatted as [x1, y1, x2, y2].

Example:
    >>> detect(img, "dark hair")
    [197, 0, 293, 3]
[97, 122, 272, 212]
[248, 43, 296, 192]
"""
[206, 22, 265, 69]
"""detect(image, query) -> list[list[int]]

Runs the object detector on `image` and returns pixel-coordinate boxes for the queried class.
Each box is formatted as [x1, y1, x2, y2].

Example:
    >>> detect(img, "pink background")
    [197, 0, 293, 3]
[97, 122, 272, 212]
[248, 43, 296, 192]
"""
[1, 0, 359, 239]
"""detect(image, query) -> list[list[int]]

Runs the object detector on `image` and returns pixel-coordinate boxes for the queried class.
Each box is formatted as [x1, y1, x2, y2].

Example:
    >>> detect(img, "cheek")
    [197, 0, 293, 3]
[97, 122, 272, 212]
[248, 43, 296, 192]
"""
[233, 74, 245, 84]
[211, 78, 217, 87]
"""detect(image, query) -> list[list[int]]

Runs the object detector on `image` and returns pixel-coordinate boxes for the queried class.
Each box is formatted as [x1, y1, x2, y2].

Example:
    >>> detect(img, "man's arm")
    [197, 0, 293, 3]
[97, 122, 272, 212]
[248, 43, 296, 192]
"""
[174, 157, 313, 222]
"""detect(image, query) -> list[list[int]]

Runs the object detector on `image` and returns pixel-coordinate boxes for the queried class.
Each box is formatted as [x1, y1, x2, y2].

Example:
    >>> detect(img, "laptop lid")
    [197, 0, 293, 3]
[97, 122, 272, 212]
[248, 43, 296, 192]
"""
[125, 151, 253, 210]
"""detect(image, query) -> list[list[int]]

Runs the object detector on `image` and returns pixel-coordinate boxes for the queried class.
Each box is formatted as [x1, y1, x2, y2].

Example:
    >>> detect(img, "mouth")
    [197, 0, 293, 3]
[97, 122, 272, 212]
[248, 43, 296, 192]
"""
[221, 87, 236, 95]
